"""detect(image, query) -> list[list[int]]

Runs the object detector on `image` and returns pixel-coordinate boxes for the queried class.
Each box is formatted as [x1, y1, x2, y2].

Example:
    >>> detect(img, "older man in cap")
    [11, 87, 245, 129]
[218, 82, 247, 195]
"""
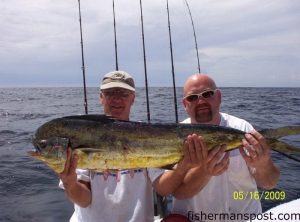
[99, 70, 136, 121]
[59, 70, 205, 222]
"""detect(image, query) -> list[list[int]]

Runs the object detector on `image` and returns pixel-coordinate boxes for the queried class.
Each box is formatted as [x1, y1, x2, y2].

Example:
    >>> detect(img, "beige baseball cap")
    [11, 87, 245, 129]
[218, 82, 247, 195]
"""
[100, 70, 135, 92]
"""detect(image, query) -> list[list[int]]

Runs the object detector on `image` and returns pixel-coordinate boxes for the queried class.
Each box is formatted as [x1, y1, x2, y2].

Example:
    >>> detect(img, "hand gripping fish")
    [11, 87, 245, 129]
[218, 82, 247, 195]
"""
[30, 115, 300, 173]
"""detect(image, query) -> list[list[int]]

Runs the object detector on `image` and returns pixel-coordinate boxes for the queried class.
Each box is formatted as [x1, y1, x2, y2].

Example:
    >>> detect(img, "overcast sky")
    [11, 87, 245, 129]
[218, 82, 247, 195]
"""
[1, 0, 299, 87]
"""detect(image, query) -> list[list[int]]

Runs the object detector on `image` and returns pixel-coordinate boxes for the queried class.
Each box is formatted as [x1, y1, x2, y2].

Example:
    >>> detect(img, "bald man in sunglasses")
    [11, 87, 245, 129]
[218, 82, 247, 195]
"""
[171, 73, 280, 221]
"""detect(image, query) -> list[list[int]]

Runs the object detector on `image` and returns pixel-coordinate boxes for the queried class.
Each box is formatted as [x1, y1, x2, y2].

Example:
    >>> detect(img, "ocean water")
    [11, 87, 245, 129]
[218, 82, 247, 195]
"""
[0, 87, 299, 221]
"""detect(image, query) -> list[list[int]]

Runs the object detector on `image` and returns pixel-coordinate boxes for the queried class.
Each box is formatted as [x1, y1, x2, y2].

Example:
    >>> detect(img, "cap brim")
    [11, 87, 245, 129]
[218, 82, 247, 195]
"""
[100, 82, 135, 92]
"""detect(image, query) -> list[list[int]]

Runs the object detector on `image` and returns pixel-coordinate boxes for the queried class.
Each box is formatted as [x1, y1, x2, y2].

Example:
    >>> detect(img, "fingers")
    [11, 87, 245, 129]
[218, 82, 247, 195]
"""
[183, 139, 191, 162]
[213, 152, 230, 176]
[179, 134, 208, 173]
[245, 133, 262, 156]
[242, 138, 257, 158]
[243, 129, 271, 162]
[250, 130, 269, 155]
[70, 153, 78, 172]
[239, 146, 252, 163]
[207, 144, 226, 163]
[199, 135, 208, 160]
[61, 147, 78, 176]
[181, 135, 230, 176]
[193, 135, 203, 162]
[186, 134, 198, 164]
[186, 134, 207, 164]
[62, 147, 72, 175]
[207, 144, 229, 176]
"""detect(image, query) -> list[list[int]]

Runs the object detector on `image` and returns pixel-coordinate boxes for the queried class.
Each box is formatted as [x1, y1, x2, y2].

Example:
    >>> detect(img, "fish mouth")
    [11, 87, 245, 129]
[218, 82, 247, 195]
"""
[30, 136, 42, 157]
[28, 142, 43, 157]
[28, 150, 41, 157]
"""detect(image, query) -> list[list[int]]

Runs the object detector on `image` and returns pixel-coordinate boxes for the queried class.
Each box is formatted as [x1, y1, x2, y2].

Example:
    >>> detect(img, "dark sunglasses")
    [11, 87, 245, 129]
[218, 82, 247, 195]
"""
[183, 89, 218, 102]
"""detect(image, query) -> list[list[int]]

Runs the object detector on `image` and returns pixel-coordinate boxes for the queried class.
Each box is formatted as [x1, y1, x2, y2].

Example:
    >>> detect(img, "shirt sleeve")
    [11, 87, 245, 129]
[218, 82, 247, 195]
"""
[58, 169, 90, 189]
[147, 168, 165, 183]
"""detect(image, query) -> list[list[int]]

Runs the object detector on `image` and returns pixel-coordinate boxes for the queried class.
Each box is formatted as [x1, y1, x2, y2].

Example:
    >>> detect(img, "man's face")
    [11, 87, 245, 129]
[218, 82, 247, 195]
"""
[183, 81, 221, 124]
[100, 88, 135, 121]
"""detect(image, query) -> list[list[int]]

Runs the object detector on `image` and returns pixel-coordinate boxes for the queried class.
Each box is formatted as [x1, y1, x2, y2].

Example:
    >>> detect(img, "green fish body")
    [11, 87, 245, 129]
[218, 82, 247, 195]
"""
[30, 115, 300, 173]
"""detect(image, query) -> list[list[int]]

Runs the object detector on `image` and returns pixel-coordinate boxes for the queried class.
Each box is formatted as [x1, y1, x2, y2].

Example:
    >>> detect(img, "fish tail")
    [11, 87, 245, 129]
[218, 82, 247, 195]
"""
[260, 126, 300, 139]
[269, 140, 300, 153]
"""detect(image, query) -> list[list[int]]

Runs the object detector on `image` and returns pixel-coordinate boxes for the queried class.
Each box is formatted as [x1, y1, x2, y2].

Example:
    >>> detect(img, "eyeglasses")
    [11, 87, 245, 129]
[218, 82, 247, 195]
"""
[183, 89, 218, 102]
[102, 90, 132, 98]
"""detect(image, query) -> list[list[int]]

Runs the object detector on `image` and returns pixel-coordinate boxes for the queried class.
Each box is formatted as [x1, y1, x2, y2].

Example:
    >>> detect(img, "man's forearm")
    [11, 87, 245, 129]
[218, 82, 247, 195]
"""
[64, 181, 92, 208]
[254, 160, 280, 190]
[173, 167, 211, 199]
[153, 167, 191, 197]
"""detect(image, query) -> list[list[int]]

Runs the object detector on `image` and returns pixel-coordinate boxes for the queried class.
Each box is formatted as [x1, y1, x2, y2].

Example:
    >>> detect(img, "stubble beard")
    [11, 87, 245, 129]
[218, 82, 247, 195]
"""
[194, 108, 213, 123]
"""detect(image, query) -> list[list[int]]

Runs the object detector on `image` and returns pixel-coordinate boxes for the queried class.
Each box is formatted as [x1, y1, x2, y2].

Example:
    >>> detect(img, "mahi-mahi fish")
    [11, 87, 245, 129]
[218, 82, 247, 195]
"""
[30, 115, 300, 173]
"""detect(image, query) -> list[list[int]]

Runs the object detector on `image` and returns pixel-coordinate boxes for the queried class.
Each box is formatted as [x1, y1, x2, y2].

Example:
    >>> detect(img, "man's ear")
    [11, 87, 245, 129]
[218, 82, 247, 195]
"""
[217, 89, 222, 104]
[131, 94, 135, 105]
[99, 92, 104, 104]
[182, 99, 188, 110]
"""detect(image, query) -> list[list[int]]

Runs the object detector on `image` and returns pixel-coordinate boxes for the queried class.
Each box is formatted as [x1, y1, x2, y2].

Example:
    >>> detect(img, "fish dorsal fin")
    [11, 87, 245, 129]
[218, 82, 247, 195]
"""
[61, 114, 117, 123]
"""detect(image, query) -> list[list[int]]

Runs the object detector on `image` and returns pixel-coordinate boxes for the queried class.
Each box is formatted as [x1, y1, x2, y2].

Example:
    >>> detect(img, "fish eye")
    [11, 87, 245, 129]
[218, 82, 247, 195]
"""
[39, 140, 48, 148]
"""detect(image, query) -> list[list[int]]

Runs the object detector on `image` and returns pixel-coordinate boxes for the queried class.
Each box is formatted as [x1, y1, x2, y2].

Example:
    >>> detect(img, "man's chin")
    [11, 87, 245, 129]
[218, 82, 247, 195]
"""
[110, 110, 124, 118]
[195, 118, 212, 123]
[195, 113, 212, 123]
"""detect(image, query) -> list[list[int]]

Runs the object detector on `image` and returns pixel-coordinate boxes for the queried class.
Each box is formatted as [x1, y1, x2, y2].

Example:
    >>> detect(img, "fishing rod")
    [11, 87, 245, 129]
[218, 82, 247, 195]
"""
[183, 0, 200, 73]
[112, 0, 119, 70]
[77, 0, 88, 114]
[273, 149, 300, 163]
[139, 0, 151, 123]
[138, 1, 164, 217]
[166, 0, 179, 123]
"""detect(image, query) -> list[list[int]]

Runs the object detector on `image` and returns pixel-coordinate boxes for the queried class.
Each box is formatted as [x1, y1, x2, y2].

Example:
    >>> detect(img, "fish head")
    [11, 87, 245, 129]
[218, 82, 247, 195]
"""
[29, 137, 69, 173]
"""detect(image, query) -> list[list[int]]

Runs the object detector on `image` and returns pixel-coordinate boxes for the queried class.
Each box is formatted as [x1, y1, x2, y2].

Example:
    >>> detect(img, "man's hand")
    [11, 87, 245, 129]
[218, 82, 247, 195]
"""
[206, 144, 230, 176]
[59, 146, 92, 207]
[176, 134, 207, 175]
[59, 147, 78, 189]
[239, 129, 280, 189]
[172, 141, 229, 199]
[177, 135, 230, 177]
[239, 130, 271, 168]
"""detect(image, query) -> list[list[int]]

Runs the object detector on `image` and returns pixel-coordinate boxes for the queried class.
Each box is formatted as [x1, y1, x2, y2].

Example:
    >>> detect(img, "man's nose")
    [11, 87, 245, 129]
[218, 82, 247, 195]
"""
[111, 96, 123, 102]
[196, 97, 207, 104]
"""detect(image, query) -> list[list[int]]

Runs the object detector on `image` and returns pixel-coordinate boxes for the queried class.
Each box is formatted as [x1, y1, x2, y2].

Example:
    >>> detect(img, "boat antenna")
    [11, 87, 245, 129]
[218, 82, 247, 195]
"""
[183, 0, 200, 73]
[112, 0, 119, 70]
[166, 0, 179, 123]
[77, 0, 88, 114]
[139, 0, 151, 122]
